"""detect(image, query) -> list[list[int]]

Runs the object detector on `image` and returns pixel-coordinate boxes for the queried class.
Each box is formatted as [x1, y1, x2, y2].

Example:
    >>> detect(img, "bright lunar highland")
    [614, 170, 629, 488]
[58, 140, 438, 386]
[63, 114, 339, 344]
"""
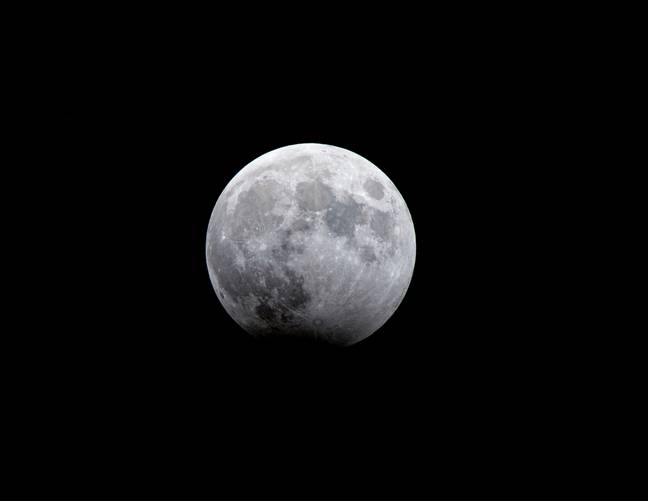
[206, 144, 416, 346]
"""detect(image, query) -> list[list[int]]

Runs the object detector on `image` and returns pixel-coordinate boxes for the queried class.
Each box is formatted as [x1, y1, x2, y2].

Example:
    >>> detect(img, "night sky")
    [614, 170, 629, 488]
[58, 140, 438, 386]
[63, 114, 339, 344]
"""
[54, 10, 575, 489]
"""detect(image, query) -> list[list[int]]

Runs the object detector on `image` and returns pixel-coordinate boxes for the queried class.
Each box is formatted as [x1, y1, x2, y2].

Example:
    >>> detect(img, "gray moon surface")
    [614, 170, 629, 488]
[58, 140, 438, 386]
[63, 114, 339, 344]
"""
[206, 143, 416, 346]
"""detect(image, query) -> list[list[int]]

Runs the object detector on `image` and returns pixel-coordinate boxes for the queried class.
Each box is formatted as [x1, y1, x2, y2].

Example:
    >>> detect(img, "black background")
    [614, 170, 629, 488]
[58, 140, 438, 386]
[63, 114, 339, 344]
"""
[45, 8, 587, 488]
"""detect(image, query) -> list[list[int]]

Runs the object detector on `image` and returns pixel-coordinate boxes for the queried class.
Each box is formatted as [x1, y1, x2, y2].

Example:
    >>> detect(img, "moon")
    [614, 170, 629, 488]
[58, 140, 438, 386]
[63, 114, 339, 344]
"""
[206, 144, 416, 346]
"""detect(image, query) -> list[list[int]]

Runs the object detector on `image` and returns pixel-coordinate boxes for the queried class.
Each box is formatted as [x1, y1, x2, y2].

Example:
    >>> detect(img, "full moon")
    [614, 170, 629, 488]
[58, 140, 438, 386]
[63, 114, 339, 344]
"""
[206, 144, 416, 346]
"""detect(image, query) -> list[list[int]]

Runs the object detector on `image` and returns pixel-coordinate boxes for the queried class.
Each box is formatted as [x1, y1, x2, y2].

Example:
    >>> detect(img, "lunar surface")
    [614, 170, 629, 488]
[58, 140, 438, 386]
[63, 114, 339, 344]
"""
[206, 144, 416, 346]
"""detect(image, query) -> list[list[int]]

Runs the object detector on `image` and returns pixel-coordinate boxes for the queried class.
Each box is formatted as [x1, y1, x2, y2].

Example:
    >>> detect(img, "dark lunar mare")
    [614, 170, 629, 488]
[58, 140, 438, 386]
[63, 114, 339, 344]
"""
[324, 195, 368, 240]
